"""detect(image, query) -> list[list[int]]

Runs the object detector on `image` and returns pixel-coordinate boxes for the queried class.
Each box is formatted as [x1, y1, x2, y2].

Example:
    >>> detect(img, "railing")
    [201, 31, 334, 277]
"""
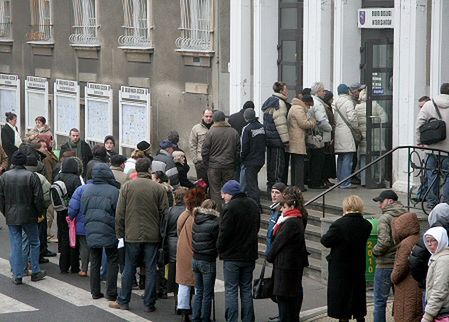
[118, 26, 151, 48]
[27, 24, 53, 42]
[304, 145, 449, 217]
[0, 22, 11, 40]
[69, 25, 98, 45]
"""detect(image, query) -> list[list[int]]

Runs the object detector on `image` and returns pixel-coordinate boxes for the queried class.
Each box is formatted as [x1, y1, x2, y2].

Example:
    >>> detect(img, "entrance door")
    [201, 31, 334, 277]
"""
[278, 0, 303, 100]
[361, 38, 394, 188]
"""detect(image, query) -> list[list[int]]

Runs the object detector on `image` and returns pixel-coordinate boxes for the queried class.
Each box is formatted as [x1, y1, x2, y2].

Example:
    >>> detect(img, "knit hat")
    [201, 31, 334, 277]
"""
[104, 135, 115, 145]
[12, 151, 27, 166]
[349, 82, 366, 91]
[272, 182, 287, 193]
[337, 84, 349, 95]
[373, 190, 398, 202]
[221, 180, 241, 197]
[167, 131, 180, 145]
[243, 108, 256, 122]
[159, 140, 177, 150]
[137, 140, 151, 152]
[213, 110, 226, 122]
[26, 155, 38, 167]
[323, 90, 334, 103]
[243, 101, 255, 110]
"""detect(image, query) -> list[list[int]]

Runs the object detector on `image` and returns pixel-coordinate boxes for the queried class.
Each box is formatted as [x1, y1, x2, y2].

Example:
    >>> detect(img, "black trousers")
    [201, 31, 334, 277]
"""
[194, 161, 209, 183]
[266, 146, 287, 190]
[277, 293, 303, 322]
[308, 148, 325, 187]
[38, 216, 48, 257]
[245, 165, 262, 205]
[290, 154, 306, 190]
[90, 247, 119, 299]
[57, 210, 80, 273]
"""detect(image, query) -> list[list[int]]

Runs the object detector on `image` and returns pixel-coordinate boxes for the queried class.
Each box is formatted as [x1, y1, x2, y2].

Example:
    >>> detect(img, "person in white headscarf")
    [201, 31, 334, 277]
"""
[421, 227, 449, 322]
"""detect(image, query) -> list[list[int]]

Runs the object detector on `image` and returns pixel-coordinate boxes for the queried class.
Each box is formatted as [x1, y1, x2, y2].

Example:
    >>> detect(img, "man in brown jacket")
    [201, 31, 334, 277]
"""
[201, 110, 240, 208]
[110, 158, 168, 312]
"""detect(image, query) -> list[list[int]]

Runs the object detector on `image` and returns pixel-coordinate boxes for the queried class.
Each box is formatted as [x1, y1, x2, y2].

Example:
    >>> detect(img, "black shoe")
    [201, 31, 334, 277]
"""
[139, 273, 145, 290]
[92, 293, 104, 300]
[42, 250, 57, 257]
[39, 257, 49, 264]
[351, 177, 361, 185]
[12, 277, 22, 285]
[180, 312, 191, 322]
[158, 292, 168, 299]
[268, 316, 280, 322]
[31, 270, 47, 282]
[144, 305, 156, 312]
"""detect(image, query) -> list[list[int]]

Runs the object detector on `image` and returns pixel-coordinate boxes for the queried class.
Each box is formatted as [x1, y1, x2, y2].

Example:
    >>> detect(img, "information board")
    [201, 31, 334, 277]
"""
[54, 79, 80, 138]
[25, 76, 49, 129]
[0, 74, 20, 126]
[85, 83, 113, 143]
[119, 86, 151, 152]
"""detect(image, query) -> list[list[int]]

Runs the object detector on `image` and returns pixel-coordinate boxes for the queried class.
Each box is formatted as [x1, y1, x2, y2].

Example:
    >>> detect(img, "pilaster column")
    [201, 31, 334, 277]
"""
[430, 0, 449, 97]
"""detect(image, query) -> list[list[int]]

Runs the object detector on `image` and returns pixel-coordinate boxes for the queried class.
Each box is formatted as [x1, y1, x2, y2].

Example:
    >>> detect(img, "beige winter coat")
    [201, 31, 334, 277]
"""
[287, 98, 316, 155]
[334, 94, 358, 153]
[189, 122, 209, 164]
[176, 209, 195, 286]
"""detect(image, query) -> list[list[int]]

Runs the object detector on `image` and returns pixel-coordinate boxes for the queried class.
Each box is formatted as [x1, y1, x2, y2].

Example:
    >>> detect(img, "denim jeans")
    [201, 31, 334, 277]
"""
[118, 242, 158, 308]
[337, 152, 354, 187]
[426, 154, 449, 207]
[223, 260, 255, 322]
[373, 267, 393, 322]
[8, 223, 41, 278]
[192, 259, 216, 322]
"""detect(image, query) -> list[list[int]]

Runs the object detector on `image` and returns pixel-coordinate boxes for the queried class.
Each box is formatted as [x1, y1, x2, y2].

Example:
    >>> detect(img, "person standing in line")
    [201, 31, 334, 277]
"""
[59, 128, 93, 178]
[217, 180, 260, 322]
[82, 163, 120, 300]
[321, 90, 337, 187]
[85, 144, 109, 181]
[110, 158, 168, 312]
[1, 112, 21, 166]
[0, 151, 46, 284]
[414, 96, 431, 202]
[24, 116, 53, 146]
[103, 135, 117, 159]
[189, 109, 214, 183]
[109, 154, 128, 186]
[191, 199, 220, 322]
[152, 140, 180, 187]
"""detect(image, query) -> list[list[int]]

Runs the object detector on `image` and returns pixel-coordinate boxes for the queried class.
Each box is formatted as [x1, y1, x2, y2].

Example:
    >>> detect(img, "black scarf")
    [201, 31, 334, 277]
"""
[202, 119, 213, 129]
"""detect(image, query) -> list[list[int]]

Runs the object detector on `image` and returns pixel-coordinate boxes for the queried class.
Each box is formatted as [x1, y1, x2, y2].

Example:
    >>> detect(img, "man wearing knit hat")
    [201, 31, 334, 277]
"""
[217, 180, 260, 322]
[0, 150, 46, 284]
[136, 140, 153, 161]
[266, 182, 286, 255]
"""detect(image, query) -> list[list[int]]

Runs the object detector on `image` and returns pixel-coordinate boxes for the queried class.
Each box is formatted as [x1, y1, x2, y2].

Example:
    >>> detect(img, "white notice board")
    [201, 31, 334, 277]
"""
[85, 83, 113, 143]
[0, 74, 20, 126]
[54, 79, 80, 137]
[119, 86, 151, 153]
[25, 76, 49, 129]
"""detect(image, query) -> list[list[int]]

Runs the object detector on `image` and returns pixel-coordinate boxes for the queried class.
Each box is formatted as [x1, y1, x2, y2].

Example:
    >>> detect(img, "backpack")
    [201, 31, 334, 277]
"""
[50, 180, 69, 211]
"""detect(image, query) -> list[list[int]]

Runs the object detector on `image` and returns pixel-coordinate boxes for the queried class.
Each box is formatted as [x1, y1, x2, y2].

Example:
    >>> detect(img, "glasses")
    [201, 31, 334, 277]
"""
[425, 238, 438, 245]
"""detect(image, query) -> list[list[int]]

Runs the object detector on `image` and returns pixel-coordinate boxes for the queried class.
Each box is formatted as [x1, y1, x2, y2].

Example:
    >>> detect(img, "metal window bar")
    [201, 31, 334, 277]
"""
[118, 0, 152, 48]
[69, 0, 98, 45]
[0, 0, 12, 40]
[28, 0, 53, 42]
[176, 0, 212, 51]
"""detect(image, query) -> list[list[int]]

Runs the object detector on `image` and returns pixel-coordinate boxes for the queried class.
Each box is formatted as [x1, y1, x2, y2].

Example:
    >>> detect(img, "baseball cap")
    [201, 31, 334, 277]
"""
[349, 82, 367, 91]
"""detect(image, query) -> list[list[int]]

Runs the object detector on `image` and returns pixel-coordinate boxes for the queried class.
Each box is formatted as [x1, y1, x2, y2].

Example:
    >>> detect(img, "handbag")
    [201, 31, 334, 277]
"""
[306, 128, 325, 149]
[66, 216, 76, 248]
[334, 106, 363, 145]
[253, 259, 273, 299]
[419, 99, 446, 145]
[158, 207, 172, 268]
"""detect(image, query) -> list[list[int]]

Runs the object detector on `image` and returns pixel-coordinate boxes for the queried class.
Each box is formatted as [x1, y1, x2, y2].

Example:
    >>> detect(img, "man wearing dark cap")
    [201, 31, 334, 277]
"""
[349, 83, 366, 103]
[217, 180, 260, 322]
[240, 108, 265, 206]
[229, 100, 255, 137]
[0, 151, 46, 284]
[371, 189, 410, 322]
[152, 140, 179, 187]
[201, 111, 240, 208]
[110, 154, 128, 185]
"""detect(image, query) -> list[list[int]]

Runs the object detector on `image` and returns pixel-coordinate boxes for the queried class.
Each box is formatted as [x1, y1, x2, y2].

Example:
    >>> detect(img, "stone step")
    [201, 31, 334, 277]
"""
[304, 257, 322, 281]
[306, 240, 322, 261]
[305, 224, 321, 243]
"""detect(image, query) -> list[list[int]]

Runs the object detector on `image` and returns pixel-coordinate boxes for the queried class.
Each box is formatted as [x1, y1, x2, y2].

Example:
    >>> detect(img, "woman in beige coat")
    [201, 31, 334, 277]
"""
[287, 95, 316, 191]
[176, 188, 206, 320]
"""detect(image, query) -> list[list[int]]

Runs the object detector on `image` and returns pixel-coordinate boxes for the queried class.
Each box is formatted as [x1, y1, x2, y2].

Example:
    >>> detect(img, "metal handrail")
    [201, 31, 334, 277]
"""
[304, 145, 449, 217]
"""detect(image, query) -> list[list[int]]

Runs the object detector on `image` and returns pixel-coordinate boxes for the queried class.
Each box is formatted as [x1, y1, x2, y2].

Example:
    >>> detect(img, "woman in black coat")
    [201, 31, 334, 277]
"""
[1, 112, 21, 166]
[321, 195, 372, 322]
[266, 187, 309, 322]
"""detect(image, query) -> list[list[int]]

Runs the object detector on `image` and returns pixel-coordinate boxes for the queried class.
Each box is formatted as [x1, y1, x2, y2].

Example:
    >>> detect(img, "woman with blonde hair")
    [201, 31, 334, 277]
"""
[321, 195, 372, 322]
[124, 149, 145, 175]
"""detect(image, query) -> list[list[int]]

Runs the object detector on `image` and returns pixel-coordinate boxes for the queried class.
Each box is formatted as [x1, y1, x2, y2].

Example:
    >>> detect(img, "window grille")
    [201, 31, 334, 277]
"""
[0, 0, 11, 40]
[119, 0, 152, 48]
[69, 0, 98, 45]
[176, 0, 213, 52]
[28, 0, 53, 42]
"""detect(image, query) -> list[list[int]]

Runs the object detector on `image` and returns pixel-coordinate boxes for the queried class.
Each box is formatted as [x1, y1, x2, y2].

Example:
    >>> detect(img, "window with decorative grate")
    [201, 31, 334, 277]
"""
[119, 0, 152, 49]
[27, 0, 53, 42]
[176, 0, 213, 52]
[69, 0, 98, 45]
[0, 0, 11, 41]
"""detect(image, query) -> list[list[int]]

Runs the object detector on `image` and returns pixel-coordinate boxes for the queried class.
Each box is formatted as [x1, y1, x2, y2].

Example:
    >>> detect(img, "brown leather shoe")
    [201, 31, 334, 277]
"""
[78, 271, 88, 277]
[108, 301, 129, 310]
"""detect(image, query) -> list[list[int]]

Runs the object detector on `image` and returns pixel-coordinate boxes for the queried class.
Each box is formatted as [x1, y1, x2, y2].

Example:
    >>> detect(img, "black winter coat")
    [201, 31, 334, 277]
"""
[55, 157, 82, 199]
[321, 213, 372, 319]
[59, 140, 93, 178]
[228, 109, 247, 136]
[1, 123, 18, 162]
[0, 166, 44, 225]
[192, 207, 219, 262]
[176, 162, 194, 188]
[161, 205, 185, 262]
[240, 120, 266, 167]
[85, 157, 108, 181]
[266, 217, 308, 297]
[217, 193, 260, 261]
[81, 163, 120, 248]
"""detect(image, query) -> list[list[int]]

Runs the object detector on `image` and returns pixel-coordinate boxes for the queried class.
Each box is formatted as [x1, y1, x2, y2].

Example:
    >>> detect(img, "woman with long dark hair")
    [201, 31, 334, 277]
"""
[1, 112, 21, 164]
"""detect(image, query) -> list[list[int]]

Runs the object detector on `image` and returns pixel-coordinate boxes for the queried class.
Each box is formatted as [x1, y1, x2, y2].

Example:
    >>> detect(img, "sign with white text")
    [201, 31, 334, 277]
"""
[358, 8, 394, 29]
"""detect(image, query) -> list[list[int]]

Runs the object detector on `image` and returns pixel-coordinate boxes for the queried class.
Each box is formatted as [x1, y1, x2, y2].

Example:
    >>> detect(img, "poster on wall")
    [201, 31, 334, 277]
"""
[54, 79, 80, 140]
[0, 74, 20, 126]
[25, 76, 49, 129]
[85, 83, 113, 143]
[119, 86, 151, 153]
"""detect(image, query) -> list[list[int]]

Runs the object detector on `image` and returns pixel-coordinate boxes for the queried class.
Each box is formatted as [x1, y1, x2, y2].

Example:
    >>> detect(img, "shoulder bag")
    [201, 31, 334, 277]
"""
[253, 259, 273, 299]
[334, 106, 363, 146]
[419, 100, 446, 145]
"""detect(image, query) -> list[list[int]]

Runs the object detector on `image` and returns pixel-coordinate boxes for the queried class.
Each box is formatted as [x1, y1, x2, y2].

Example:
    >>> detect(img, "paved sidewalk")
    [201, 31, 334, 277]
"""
[303, 302, 393, 322]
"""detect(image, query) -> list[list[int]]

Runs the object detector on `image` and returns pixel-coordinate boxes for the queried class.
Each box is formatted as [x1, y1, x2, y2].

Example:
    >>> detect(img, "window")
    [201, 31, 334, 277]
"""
[27, 0, 53, 42]
[119, 0, 152, 48]
[0, 0, 11, 41]
[69, 0, 98, 45]
[176, 0, 213, 52]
